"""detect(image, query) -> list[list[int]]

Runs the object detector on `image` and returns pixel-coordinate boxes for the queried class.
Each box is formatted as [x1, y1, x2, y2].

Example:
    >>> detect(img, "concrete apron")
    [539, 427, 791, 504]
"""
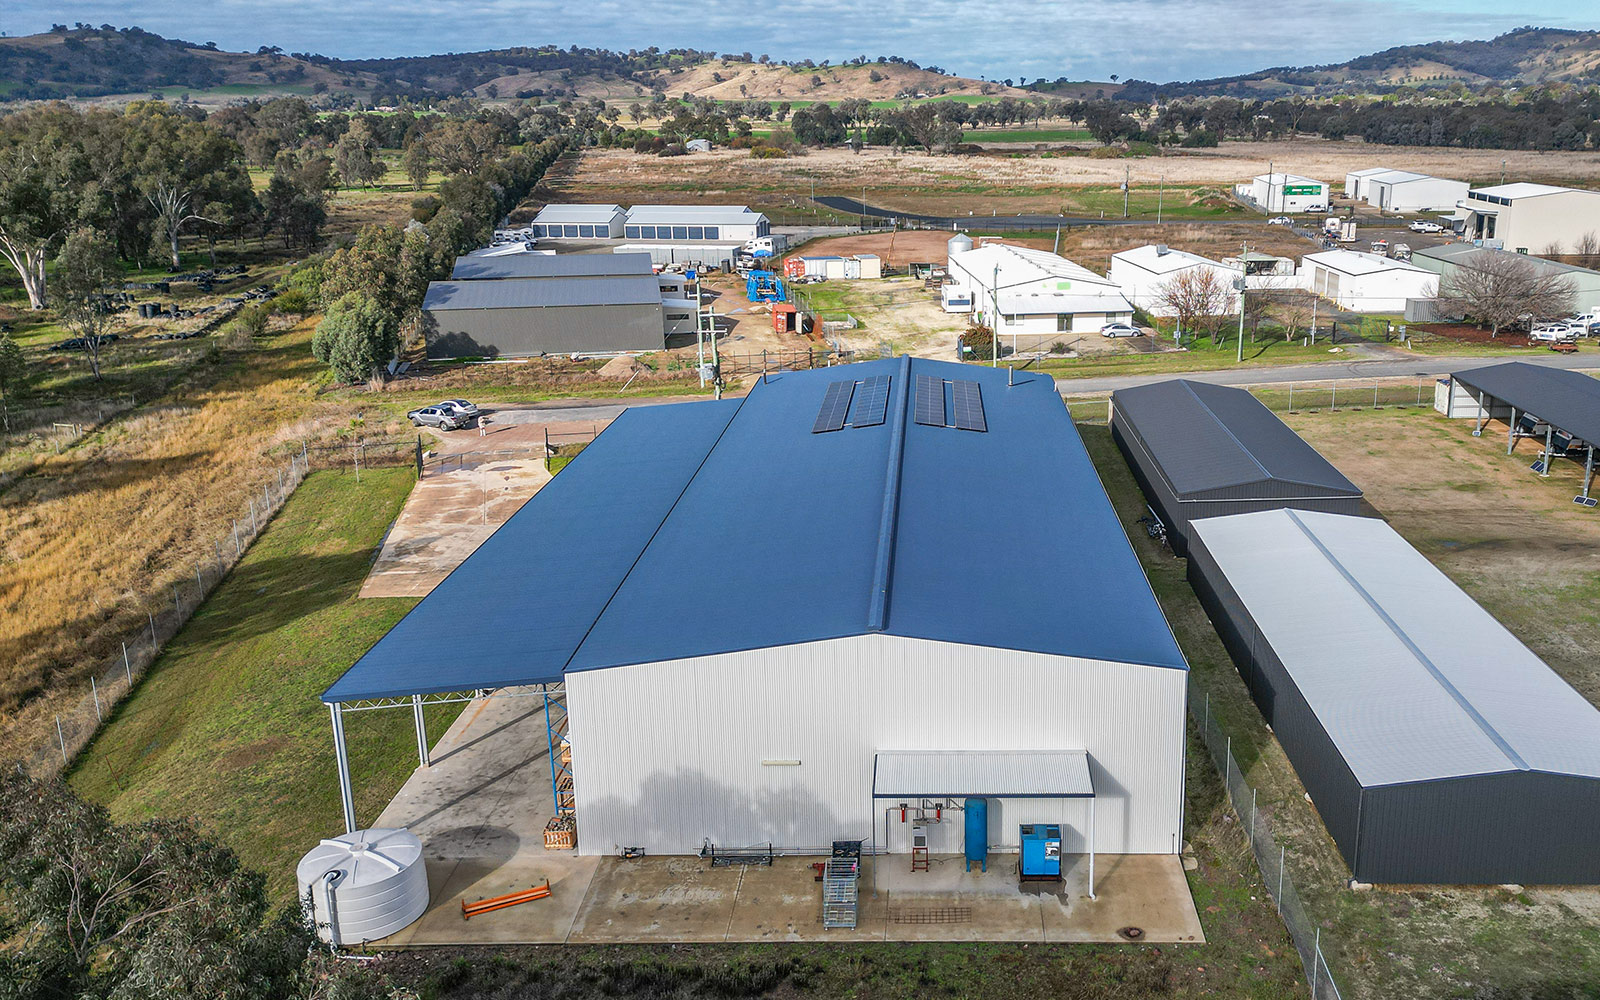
[367, 692, 1204, 946]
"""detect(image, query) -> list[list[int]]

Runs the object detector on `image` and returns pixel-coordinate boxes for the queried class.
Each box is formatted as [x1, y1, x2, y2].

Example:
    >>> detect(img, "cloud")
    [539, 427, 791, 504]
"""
[3, 0, 1583, 81]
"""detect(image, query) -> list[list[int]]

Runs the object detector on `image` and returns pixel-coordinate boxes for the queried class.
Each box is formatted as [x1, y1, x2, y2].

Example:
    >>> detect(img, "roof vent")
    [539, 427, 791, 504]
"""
[1155, 244, 1170, 256]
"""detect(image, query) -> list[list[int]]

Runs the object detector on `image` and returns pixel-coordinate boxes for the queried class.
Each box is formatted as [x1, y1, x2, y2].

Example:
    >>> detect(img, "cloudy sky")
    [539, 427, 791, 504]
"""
[2, 1, 1591, 81]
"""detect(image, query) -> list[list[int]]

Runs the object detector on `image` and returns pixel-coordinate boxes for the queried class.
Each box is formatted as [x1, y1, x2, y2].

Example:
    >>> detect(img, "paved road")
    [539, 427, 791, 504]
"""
[1051, 352, 1600, 396]
[813, 196, 1250, 229]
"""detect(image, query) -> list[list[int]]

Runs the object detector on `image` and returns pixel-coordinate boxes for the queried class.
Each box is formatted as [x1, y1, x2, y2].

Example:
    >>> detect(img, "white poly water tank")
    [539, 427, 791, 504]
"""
[947, 232, 974, 262]
[296, 828, 429, 945]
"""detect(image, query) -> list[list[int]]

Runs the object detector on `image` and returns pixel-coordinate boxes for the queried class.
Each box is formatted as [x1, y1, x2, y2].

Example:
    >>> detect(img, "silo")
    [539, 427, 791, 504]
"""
[296, 828, 429, 945]
[947, 232, 974, 263]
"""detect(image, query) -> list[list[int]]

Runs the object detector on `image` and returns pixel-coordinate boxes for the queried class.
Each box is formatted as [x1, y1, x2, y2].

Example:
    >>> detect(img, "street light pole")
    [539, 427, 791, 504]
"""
[1237, 240, 1248, 364]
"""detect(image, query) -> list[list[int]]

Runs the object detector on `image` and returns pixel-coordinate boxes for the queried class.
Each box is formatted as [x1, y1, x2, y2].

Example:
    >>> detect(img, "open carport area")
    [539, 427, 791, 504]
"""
[1439, 362, 1600, 506]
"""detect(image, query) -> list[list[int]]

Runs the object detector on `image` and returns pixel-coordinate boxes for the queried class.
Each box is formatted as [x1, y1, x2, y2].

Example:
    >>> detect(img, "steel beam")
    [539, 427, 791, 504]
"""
[330, 703, 356, 834]
[412, 694, 430, 769]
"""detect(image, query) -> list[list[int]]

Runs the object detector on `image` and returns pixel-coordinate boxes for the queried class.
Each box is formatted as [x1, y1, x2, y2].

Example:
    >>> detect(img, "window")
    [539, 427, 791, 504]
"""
[638, 226, 653, 239]
[625, 226, 640, 239]
[578, 225, 594, 238]
[688, 226, 703, 239]
[673, 226, 689, 240]
[563, 225, 579, 238]
[532, 225, 545, 237]
[1057, 314, 1073, 332]
[704, 226, 719, 240]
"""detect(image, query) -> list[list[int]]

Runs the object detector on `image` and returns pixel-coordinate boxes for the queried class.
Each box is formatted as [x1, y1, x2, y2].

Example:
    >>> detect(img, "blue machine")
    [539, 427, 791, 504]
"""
[1018, 824, 1062, 880]
[964, 797, 987, 872]
[746, 269, 787, 303]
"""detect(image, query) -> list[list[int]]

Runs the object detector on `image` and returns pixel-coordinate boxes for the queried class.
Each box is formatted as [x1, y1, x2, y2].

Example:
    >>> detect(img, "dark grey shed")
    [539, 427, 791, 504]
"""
[450, 251, 655, 281]
[1187, 509, 1600, 885]
[1109, 379, 1362, 554]
[421, 275, 665, 359]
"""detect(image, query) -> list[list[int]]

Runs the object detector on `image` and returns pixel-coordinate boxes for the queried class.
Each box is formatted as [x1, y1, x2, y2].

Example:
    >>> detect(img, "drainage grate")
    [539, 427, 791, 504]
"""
[889, 906, 972, 924]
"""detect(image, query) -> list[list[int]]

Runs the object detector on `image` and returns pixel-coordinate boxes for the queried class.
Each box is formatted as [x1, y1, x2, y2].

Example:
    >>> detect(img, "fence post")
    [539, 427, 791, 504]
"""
[148, 611, 156, 650]
[123, 642, 132, 684]
[56, 716, 67, 764]
[1251, 787, 1257, 842]
[1331, 382, 1337, 411]
[1417, 377, 1423, 407]
[91, 677, 101, 722]
[249, 497, 257, 534]
[233, 520, 241, 557]
[1288, 382, 1294, 411]
[1277, 844, 1285, 914]
[1312, 928, 1321, 995]
[1225, 736, 1232, 791]
[196, 564, 204, 595]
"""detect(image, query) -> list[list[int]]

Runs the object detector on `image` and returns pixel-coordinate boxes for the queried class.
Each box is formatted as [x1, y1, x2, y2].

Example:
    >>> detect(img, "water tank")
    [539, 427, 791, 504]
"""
[296, 828, 429, 946]
[964, 797, 988, 872]
[947, 232, 974, 261]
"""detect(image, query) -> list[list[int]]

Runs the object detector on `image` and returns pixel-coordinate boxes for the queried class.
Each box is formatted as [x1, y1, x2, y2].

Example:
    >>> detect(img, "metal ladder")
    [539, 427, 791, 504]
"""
[822, 857, 860, 930]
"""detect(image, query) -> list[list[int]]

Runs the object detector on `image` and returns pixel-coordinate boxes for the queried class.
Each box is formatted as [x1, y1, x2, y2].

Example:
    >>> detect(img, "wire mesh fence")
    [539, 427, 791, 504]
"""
[1066, 375, 1437, 425]
[1193, 686, 1344, 1000]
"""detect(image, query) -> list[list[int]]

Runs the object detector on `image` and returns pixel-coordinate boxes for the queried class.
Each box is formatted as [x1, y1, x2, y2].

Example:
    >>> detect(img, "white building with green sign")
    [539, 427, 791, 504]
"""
[948, 242, 1133, 352]
[1248, 173, 1329, 214]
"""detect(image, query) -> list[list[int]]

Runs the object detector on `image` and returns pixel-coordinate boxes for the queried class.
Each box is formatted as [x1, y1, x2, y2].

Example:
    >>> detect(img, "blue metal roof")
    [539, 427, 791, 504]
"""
[322, 358, 1185, 703]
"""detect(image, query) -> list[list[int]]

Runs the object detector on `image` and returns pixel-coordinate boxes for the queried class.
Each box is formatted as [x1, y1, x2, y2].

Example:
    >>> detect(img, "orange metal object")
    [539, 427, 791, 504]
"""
[461, 881, 552, 919]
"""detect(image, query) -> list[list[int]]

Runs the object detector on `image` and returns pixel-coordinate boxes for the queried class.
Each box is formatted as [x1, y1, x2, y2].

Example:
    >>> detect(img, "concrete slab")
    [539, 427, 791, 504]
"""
[566, 856, 743, 943]
[1042, 853, 1205, 944]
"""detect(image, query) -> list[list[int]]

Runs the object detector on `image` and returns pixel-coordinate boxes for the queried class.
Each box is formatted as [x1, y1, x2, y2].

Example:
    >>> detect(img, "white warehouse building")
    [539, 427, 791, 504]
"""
[1109, 244, 1243, 317]
[948, 243, 1134, 350]
[1248, 173, 1328, 214]
[1303, 249, 1439, 312]
[1455, 183, 1600, 254]
[624, 205, 770, 242]
[1362, 170, 1468, 214]
[530, 203, 627, 239]
[321, 358, 1190, 868]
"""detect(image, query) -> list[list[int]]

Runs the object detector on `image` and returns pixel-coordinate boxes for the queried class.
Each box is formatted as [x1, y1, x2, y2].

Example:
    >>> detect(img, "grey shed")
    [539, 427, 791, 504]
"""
[1187, 509, 1600, 885]
[1109, 379, 1362, 555]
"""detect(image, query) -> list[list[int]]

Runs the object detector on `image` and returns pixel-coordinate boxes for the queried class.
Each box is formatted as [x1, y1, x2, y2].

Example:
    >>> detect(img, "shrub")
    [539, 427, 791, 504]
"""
[311, 292, 400, 383]
[749, 145, 787, 158]
[1180, 129, 1219, 147]
[270, 286, 311, 316]
[410, 194, 441, 222]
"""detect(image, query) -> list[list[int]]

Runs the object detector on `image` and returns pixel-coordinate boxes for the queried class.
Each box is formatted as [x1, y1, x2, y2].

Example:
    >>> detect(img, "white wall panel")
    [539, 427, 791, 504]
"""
[566, 634, 1186, 856]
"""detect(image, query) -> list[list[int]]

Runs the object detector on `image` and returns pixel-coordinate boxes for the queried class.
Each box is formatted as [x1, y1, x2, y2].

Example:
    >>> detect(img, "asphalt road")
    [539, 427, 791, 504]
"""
[813, 196, 1246, 229]
[1050, 352, 1600, 396]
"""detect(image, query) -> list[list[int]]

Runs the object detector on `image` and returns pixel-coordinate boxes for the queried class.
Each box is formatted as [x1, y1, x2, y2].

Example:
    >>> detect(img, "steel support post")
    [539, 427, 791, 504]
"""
[1473, 391, 1487, 436]
[1542, 425, 1554, 476]
[1088, 797, 1097, 900]
[330, 703, 357, 834]
[412, 694, 430, 768]
[1584, 446, 1596, 502]
[1508, 407, 1518, 454]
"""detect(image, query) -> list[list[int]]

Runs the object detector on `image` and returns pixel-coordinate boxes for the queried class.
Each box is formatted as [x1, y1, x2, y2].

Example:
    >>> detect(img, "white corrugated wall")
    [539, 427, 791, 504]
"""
[565, 634, 1187, 856]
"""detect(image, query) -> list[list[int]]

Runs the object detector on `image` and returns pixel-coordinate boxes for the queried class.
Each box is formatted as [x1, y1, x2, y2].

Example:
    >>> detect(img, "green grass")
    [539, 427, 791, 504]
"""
[969, 128, 1094, 143]
[1037, 333, 1336, 380]
[69, 466, 459, 904]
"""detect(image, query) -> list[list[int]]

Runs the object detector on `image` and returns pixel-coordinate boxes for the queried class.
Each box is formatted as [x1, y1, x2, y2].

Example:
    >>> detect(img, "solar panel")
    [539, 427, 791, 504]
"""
[952, 380, 986, 432]
[914, 375, 946, 427]
[812, 380, 855, 433]
[851, 374, 891, 427]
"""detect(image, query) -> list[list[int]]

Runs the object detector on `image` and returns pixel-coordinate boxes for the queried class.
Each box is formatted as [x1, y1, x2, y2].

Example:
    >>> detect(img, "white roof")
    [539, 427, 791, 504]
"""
[1112, 244, 1239, 276]
[1256, 172, 1325, 186]
[1346, 167, 1394, 179]
[1470, 182, 1597, 200]
[873, 750, 1094, 798]
[1190, 510, 1600, 786]
[950, 243, 1118, 290]
[1304, 249, 1430, 277]
[997, 291, 1134, 314]
[1366, 169, 1432, 185]
[533, 203, 624, 223]
[625, 205, 766, 225]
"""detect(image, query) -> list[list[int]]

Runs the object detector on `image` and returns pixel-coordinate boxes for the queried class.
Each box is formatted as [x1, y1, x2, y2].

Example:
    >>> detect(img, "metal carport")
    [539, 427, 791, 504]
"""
[1452, 362, 1600, 504]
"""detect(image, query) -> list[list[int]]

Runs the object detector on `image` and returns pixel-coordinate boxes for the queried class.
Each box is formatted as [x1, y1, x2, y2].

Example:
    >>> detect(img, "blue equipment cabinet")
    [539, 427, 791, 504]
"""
[1018, 824, 1062, 880]
[964, 798, 987, 872]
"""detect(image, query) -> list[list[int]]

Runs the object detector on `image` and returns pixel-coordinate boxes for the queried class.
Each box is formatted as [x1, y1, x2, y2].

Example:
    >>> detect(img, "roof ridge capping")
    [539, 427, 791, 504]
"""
[868, 355, 914, 632]
[1281, 510, 1530, 772]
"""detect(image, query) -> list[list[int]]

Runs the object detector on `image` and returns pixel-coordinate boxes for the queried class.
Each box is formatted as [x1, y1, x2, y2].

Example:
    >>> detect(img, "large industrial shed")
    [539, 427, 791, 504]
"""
[449, 251, 654, 281]
[421, 275, 668, 358]
[531, 204, 627, 239]
[1302, 249, 1438, 312]
[321, 357, 1191, 866]
[623, 205, 769, 242]
[1187, 509, 1600, 884]
[1109, 379, 1363, 555]
[1444, 361, 1600, 503]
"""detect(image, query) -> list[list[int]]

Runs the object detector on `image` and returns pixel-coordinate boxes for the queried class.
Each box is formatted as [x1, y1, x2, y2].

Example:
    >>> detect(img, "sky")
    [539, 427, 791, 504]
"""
[3, 1, 1597, 82]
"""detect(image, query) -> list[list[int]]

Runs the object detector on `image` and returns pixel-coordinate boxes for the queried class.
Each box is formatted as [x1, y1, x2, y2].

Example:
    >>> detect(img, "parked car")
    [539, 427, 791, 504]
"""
[408, 405, 466, 430]
[795, 274, 826, 284]
[1267, 216, 1292, 226]
[1301, 204, 1327, 214]
[1370, 239, 1390, 254]
[1100, 322, 1142, 338]
[438, 399, 480, 418]
[1408, 220, 1444, 233]
[1530, 323, 1579, 343]
[1390, 243, 1412, 260]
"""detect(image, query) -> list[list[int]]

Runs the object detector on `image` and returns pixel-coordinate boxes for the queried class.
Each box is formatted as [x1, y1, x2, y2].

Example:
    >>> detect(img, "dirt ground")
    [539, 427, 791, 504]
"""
[1411, 322, 1533, 348]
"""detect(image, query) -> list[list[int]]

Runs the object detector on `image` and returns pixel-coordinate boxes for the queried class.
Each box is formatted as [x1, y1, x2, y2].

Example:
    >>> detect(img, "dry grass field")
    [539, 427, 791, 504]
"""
[545, 141, 1600, 220]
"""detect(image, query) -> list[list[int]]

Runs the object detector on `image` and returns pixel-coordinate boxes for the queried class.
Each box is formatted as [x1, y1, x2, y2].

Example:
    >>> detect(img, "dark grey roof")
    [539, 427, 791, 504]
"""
[1453, 362, 1600, 445]
[1112, 380, 1362, 499]
[451, 252, 654, 281]
[422, 275, 662, 311]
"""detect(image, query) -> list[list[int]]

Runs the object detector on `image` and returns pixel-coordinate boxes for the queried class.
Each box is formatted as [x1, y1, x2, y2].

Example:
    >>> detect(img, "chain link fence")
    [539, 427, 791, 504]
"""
[1193, 683, 1343, 1000]
[21, 444, 325, 779]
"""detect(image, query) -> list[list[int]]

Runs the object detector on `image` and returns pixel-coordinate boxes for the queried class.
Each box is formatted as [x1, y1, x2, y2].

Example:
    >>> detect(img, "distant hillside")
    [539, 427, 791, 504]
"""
[1115, 27, 1600, 100]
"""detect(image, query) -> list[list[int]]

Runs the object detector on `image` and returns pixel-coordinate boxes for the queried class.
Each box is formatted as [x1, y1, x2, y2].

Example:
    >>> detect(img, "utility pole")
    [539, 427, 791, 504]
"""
[991, 263, 1001, 368]
[1267, 160, 1274, 213]
[1123, 164, 1130, 219]
[1237, 240, 1248, 364]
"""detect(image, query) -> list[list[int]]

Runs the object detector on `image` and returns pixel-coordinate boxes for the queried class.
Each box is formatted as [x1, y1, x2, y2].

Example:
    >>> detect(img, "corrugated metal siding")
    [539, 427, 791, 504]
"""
[1360, 773, 1600, 884]
[874, 750, 1094, 798]
[423, 303, 665, 358]
[1185, 529, 1366, 870]
[566, 634, 1186, 857]
[1109, 408, 1187, 553]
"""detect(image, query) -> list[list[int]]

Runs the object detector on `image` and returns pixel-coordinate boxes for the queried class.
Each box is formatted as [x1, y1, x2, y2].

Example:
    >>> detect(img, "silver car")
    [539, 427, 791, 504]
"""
[1101, 322, 1142, 338]
[408, 405, 465, 430]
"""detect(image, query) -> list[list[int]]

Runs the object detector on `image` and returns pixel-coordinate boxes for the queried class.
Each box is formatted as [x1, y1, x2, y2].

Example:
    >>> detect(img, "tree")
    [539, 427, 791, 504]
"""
[125, 106, 253, 269]
[54, 228, 121, 380]
[261, 170, 326, 249]
[333, 119, 385, 189]
[0, 105, 90, 308]
[1574, 231, 1600, 271]
[426, 120, 504, 175]
[402, 140, 431, 190]
[1154, 266, 1233, 341]
[1440, 251, 1577, 337]
[0, 332, 27, 423]
[312, 291, 400, 382]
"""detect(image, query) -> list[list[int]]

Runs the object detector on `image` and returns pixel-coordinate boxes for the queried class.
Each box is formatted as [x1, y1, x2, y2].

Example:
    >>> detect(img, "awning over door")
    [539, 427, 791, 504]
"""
[871, 750, 1094, 799]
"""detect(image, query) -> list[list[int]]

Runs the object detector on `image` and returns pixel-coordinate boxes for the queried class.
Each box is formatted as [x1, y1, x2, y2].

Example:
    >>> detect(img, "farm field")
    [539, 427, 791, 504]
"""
[1083, 403, 1600, 1000]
